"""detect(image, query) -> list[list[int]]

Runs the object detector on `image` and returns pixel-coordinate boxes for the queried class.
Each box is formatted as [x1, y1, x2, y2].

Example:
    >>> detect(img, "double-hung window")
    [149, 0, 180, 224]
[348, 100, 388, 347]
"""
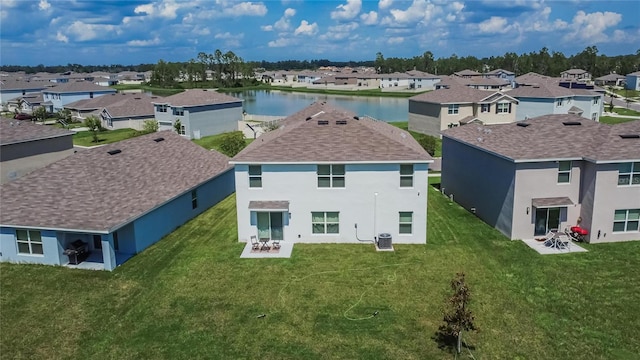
[312, 212, 339, 234]
[249, 165, 262, 188]
[400, 164, 414, 187]
[317, 165, 345, 188]
[16, 229, 43, 255]
[191, 190, 198, 209]
[618, 162, 640, 186]
[399, 212, 413, 234]
[613, 209, 640, 232]
[448, 104, 459, 115]
[173, 108, 184, 116]
[557, 161, 571, 183]
[497, 103, 510, 113]
[180, 125, 186, 135]
[157, 104, 167, 113]
[556, 98, 563, 107]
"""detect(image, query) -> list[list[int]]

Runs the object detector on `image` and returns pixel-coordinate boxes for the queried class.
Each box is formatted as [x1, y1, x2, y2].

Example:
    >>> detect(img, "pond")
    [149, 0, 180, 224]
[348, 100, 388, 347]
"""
[221, 90, 410, 122]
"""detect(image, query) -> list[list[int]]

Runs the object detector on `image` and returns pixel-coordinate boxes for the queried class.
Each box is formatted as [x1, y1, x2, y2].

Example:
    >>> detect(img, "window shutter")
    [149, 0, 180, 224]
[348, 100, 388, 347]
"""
[508, 103, 512, 113]
[495, 103, 498, 114]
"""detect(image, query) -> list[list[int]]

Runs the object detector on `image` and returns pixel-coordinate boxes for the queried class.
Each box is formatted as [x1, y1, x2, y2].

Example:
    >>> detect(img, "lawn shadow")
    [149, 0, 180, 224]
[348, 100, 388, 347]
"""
[432, 328, 477, 355]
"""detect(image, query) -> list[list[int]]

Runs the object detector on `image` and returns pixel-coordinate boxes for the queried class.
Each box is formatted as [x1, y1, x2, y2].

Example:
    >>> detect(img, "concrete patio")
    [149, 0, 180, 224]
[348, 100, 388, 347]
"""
[522, 239, 588, 255]
[240, 241, 294, 258]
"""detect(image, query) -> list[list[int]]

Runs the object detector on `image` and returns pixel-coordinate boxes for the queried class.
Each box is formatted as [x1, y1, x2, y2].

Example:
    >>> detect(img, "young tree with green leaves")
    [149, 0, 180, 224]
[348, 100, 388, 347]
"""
[173, 119, 182, 134]
[435, 272, 478, 354]
[83, 116, 104, 143]
[33, 106, 48, 124]
[219, 131, 246, 157]
[142, 119, 159, 133]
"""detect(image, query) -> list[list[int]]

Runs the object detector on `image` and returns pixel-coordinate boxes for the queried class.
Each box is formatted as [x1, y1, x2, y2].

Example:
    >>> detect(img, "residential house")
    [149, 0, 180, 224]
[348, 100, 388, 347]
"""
[453, 69, 482, 78]
[561, 69, 591, 82]
[441, 114, 640, 243]
[0, 131, 235, 270]
[626, 71, 640, 91]
[595, 73, 626, 87]
[484, 69, 516, 87]
[406, 70, 441, 90]
[408, 86, 519, 137]
[0, 117, 74, 184]
[41, 81, 117, 112]
[152, 89, 243, 139]
[231, 102, 432, 246]
[6, 92, 45, 114]
[436, 75, 510, 91]
[507, 81, 603, 121]
[0, 79, 49, 109]
[65, 93, 157, 130]
[379, 72, 413, 89]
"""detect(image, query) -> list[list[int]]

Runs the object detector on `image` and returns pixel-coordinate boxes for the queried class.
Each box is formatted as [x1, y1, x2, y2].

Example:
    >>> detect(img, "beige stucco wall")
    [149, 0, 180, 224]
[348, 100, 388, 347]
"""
[477, 102, 517, 125]
[512, 161, 583, 240]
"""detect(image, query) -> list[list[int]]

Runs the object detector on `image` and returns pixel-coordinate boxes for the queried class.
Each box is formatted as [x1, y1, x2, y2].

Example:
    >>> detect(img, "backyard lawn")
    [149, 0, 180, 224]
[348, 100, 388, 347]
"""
[599, 116, 638, 125]
[73, 128, 147, 147]
[1, 180, 639, 359]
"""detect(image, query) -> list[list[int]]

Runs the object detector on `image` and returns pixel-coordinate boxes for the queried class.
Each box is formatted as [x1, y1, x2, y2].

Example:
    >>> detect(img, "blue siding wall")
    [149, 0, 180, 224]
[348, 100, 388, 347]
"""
[0, 228, 62, 265]
[131, 170, 235, 253]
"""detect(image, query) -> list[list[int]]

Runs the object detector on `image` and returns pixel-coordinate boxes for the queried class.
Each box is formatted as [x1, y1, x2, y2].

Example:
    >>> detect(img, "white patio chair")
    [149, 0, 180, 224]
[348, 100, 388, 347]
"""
[250, 236, 260, 250]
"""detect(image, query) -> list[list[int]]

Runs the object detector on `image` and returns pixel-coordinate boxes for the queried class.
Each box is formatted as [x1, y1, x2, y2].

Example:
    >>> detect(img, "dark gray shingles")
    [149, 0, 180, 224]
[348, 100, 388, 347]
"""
[156, 89, 242, 107]
[0, 117, 73, 145]
[0, 131, 232, 231]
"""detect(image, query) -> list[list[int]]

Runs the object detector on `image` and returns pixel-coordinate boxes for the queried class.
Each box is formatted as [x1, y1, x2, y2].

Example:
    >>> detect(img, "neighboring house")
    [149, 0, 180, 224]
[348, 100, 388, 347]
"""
[514, 72, 560, 86]
[0, 79, 49, 109]
[436, 75, 510, 91]
[231, 102, 432, 246]
[65, 93, 157, 130]
[595, 73, 626, 87]
[406, 70, 441, 90]
[441, 114, 640, 243]
[152, 89, 243, 139]
[408, 86, 519, 137]
[41, 81, 117, 112]
[0, 131, 235, 270]
[453, 69, 482, 78]
[379, 72, 413, 89]
[507, 81, 603, 121]
[626, 71, 640, 91]
[561, 69, 591, 82]
[0, 117, 74, 184]
[485, 68, 516, 87]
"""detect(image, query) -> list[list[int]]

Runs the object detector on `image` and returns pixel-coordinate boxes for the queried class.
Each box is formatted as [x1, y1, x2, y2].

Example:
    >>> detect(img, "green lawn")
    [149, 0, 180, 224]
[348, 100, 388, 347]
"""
[599, 116, 638, 125]
[613, 88, 640, 99]
[73, 128, 147, 147]
[612, 107, 640, 116]
[111, 84, 184, 96]
[192, 131, 254, 153]
[2, 181, 639, 359]
[390, 121, 442, 157]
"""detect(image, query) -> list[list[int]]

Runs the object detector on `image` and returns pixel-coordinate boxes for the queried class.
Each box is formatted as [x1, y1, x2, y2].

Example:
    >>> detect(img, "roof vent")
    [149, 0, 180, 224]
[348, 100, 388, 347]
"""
[353, 116, 360, 120]
[336, 120, 347, 125]
[317, 120, 329, 125]
[562, 121, 581, 126]
[107, 149, 122, 155]
[203, 89, 208, 91]
[153, 137, 165, 142]
[306, 116, 312, 121]
[517, 123, 530, 127]
[619, 134, 640, 139]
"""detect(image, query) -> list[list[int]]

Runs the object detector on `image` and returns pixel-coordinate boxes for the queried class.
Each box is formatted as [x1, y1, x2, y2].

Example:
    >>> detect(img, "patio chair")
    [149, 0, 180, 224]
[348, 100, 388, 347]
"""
[557, 230, 571, 251]
[250, 236, 260, 250]
[272, 239, 281, 250]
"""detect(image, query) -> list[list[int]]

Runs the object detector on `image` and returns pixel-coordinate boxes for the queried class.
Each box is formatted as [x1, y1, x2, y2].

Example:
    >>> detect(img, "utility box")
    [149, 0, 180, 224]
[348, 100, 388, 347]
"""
[378, 233, 392, 249]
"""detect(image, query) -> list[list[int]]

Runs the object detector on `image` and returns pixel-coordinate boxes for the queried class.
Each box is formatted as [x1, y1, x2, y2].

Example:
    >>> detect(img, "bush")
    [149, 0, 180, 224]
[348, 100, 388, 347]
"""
[417, 134, 437, 156]
[219, 131, 247, 157]
[142, 119, 159, 133]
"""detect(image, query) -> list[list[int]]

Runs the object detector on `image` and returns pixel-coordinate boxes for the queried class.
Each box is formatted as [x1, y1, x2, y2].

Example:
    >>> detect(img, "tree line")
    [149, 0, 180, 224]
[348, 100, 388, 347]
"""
[374, 46, 640, 78]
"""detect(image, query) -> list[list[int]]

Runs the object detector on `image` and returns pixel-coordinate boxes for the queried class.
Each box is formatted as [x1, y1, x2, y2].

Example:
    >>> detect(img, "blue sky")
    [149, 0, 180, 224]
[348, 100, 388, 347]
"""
[1, 0, 638, 66]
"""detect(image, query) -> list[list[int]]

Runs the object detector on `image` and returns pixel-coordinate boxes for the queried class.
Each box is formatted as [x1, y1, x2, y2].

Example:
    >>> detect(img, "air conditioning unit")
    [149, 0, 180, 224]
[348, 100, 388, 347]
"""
[378, 233, 392, 249]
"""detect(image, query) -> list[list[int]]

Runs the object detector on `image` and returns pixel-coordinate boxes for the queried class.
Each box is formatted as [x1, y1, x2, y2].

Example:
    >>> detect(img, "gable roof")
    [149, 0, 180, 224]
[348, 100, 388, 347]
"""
[43, 81, 117, 94]
[409, 85, 517, 104]
[0, 117, 73, 145]
[231, 102, 432, 164]
[155, 89, 242, 107]
[454, 69, 482, 77]
[65, 93, 157, 118]
[562, 68, 589, 75]
[0, 79, 50, 91]
[442, 114, 640, 163]
[486, 68, 515, 76]
[0, 131, 232, 232]
[595, 73, 625, 81]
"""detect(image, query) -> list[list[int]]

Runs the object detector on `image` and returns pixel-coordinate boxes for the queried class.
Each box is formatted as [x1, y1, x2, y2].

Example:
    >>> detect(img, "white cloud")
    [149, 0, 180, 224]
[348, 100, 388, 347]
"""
[383, 0, 442, 25]
[321, 22, 359, 41]
[565, 10, 621, 43]
[55, 31, 68, 43]
[215, 32, 244, 40]
[223, 2, 267, 17]
[360, 11, 378, 25]
[478, 16, 509, 34]
[284, 8, 296, 17]
[133, 0, 182, 19]
[331, 0, 362, 21]
[268, 37, 296, 47]
[379, 0, 393, 10]
[66, 21, 117, 41]
[38, 0, 51, 11]
[127, 37, 161, 46]
[1, 0, 19, 8]
[261, 25, 273, 31]
[387, 36, 404, 44]
[192, 26, 210, 35]
[294, 20, 318, 36]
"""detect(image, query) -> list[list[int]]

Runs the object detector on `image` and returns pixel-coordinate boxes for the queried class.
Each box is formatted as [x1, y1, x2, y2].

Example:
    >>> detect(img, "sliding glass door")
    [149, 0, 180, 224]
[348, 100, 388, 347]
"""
[256, 212, 284, 241]
[534, 207, 561, 236]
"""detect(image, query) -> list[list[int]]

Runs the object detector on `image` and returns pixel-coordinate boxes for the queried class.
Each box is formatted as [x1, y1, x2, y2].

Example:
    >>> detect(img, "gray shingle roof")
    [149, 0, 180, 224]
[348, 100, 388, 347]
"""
[156, 89, 242, 107]
[65, 93, 157, 118]
[595, 73, 625, 81]
[0, 117, 73, 145]
[232, 102, 432, 163]
[0, 131, 232, 232]
[44, 81, 117, 94]
[409, 85, 511, 104]
[442, 114, 640, 162]
[0, 79, 50, 91]
[507, 83, 576, 98]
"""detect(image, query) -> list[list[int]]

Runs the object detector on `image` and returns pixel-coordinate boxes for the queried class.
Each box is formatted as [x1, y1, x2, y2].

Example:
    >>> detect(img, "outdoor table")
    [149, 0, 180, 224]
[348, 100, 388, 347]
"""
[259, 238, 270, 251]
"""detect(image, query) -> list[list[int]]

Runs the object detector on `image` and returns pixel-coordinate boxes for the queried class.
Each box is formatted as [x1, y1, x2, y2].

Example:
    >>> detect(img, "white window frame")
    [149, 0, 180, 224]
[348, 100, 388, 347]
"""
[557, 161, 571, 183]
[312, 212, 340, 234]
[157, 104, 168, 113]
[173, 108, 184, 116]
[613, 209, 640, 233]
[591, 113, 597, 121]
[399, 212, 413, 235]
[400, 164, 414, 188]
[448, 104, 459, 115]
[317, 164, 345, 188]
[180, 125, 186, 135]
[249, 165, 262, 188]
[497, 103, 510, 113]
[618, 162, 640, 186]
[593, 98, 598, 105]
[16, 229, 43, 255]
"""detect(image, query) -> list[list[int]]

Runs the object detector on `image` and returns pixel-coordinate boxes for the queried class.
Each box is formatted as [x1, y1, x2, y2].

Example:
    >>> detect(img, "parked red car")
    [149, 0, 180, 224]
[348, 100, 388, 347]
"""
[13, 113, 34, 120]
